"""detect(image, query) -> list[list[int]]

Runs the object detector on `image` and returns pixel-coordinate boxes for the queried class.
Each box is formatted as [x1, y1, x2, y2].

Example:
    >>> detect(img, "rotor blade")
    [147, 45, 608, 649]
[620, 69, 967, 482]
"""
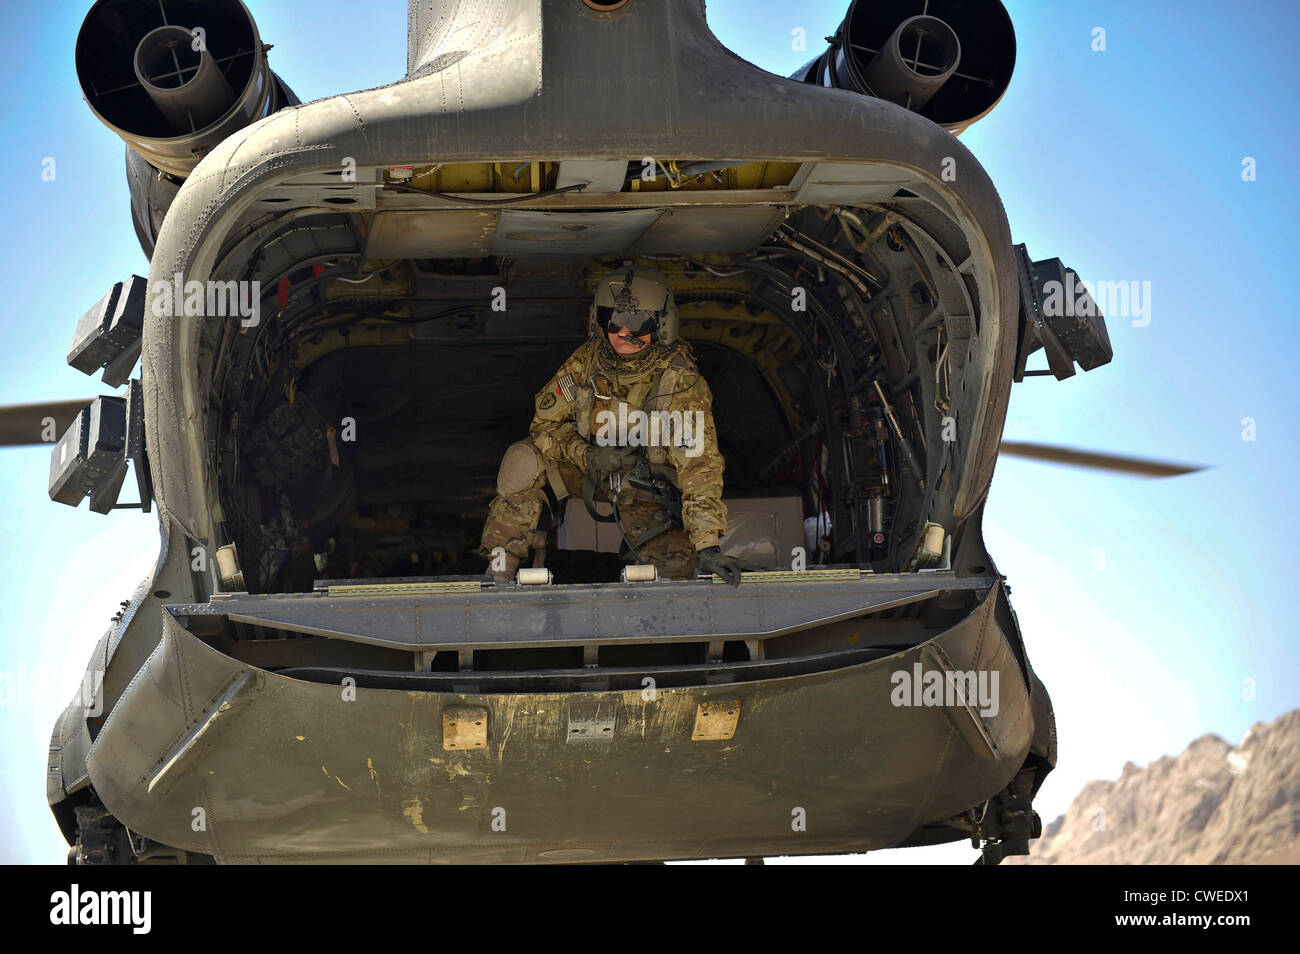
[0, 400, 90, 448]
[999, 441, 1206, 478]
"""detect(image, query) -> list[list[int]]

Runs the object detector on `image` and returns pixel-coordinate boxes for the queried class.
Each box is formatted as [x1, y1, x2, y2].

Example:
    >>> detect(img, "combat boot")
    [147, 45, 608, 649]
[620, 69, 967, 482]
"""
[491, 550, 521, 584]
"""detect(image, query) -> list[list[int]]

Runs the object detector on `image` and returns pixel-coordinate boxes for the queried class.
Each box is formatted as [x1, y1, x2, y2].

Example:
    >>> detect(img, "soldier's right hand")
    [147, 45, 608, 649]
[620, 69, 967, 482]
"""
[586, 444, 633, 472]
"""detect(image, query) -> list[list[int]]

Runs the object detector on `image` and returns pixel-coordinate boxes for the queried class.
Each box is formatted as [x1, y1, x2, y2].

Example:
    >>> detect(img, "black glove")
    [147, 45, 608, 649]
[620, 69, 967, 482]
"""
[697, 546, 742, 586]
[587, 444, 633, 472]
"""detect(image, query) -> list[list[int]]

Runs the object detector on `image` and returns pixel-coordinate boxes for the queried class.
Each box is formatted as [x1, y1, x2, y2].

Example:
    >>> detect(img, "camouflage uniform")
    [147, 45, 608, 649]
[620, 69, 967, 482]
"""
[481, 337, 726, 578]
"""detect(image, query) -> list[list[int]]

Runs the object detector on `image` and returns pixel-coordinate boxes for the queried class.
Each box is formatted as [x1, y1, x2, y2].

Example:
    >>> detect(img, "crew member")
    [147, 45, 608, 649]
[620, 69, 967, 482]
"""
[479, 264, 741, 585]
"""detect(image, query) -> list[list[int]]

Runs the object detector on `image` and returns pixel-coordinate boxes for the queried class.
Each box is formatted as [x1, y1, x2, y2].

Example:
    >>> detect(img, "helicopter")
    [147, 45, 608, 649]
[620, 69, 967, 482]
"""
[2, 0, 1203, 864]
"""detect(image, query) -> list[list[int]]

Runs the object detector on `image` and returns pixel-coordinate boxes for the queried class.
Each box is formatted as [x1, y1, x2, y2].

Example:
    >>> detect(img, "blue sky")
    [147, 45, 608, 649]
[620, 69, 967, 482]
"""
[1, 0, 1296, 864]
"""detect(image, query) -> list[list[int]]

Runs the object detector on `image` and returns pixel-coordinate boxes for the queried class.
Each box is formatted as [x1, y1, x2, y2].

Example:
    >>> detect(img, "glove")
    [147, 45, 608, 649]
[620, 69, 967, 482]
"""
[697, 546, 742, 586]
[586, 444, 633, 472]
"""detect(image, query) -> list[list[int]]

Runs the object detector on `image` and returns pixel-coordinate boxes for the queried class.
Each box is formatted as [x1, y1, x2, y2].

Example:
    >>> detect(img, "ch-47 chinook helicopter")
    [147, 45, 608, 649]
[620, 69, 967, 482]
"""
[1, 0, 1204, 865]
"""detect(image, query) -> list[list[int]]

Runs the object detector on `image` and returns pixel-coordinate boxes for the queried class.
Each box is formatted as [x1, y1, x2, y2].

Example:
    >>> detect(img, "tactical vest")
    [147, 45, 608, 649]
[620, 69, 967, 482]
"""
[574, 347, 695, 467]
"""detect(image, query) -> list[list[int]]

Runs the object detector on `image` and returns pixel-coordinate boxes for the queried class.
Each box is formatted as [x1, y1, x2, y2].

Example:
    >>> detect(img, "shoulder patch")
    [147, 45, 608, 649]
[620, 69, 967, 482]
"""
[539, 392, 556, 410]
[556, 373, 576, 402]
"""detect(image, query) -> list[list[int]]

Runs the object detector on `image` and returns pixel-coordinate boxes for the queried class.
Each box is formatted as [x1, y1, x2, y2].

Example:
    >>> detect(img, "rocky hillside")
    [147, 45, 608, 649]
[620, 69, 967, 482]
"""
[1009, 708, 1300, 864]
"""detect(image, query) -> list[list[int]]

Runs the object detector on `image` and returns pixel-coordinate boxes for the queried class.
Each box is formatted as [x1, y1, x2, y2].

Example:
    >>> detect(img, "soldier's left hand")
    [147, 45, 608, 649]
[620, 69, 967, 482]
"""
[697, 546, 742, 586]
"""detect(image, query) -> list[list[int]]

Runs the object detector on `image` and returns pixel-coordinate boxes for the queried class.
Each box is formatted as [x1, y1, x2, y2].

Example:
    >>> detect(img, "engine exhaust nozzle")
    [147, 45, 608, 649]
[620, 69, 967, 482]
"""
[789, 0, 1016, 134]
[76, 0, 293, 178]
[861, 15, 960, 113]
[132, 25, 237, 134]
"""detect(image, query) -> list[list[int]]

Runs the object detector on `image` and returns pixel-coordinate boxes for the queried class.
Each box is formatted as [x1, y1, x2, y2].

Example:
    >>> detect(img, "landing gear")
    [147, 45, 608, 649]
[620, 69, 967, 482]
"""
[969, 769, 1043, 865]
[70, 799, 213, 865]
[72, 804, 134, 865]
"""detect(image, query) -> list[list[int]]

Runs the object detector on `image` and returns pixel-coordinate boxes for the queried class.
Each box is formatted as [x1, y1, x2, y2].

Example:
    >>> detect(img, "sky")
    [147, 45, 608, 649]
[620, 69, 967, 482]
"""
[0, 0, 1296, 865]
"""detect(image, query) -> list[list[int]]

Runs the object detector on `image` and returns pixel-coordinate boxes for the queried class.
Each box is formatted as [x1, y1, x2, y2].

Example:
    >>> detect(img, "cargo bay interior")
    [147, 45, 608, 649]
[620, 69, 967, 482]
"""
[208, 160, 993, 594]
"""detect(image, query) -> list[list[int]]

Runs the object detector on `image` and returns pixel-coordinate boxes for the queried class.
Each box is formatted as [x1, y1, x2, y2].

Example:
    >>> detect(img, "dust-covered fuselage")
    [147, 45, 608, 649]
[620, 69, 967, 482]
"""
[45, 0, 1068, 864]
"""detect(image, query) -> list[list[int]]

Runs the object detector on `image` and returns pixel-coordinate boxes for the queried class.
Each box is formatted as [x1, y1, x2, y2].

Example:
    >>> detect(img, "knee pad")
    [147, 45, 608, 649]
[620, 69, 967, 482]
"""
[496, 440, 544, 495]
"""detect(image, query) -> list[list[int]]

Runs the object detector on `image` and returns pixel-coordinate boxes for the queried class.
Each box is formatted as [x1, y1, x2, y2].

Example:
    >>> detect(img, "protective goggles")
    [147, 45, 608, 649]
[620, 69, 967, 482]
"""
[596, 306, 660, 337]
